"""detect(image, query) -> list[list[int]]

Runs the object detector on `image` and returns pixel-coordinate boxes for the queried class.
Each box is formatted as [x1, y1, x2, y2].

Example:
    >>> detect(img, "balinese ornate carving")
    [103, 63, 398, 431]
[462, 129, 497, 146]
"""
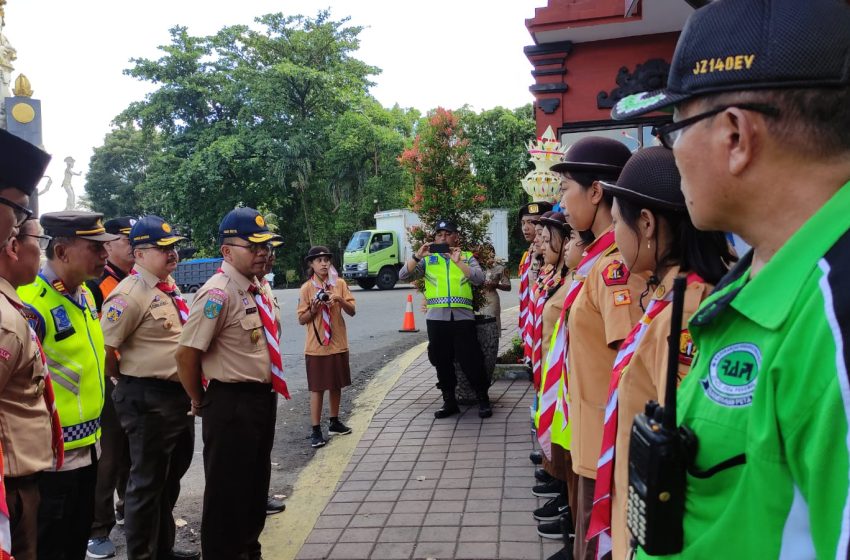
[597, 58, 671, 109]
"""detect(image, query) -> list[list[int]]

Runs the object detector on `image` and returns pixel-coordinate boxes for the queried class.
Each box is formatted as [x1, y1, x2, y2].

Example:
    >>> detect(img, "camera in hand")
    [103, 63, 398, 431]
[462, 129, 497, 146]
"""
[429, 243, 450, 254]
[315, 289, 331, 303]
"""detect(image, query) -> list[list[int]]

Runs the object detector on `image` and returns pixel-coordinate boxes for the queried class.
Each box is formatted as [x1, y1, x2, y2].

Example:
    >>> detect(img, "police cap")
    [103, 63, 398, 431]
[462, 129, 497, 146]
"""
[104, 216, 136, 236]
[40, 211, 120, 242]
[434, 220, 458, 233]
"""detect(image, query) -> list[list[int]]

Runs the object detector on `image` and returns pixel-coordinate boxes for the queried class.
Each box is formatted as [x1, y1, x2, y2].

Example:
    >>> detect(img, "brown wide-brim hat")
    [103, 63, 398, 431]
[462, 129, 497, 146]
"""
[550, 136, 632, 175]
[531, 210, 554, 225]
[538, 211, 571, 233]
[305, 245, 333, 262]
[600, 146, 686, 212]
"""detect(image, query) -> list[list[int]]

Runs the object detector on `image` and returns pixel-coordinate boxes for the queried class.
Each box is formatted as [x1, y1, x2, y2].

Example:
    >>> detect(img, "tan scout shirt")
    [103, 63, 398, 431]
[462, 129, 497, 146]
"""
[610, 268, 711, 559]
[297, 278, 355, 356]
[0, 277, 54, 477]
[568, 250, 647, 479]
[180, 261, 275, 384]
[101, 265, 183, 382]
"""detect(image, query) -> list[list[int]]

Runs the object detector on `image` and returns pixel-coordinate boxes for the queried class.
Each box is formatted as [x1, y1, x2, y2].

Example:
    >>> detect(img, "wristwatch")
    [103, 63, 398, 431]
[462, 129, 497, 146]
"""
[412, 255, 422, 262]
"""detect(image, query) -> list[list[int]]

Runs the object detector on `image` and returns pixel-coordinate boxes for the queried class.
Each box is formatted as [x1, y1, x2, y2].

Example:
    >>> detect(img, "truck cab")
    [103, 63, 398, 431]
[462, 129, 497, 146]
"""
[342, 229, 401, 290]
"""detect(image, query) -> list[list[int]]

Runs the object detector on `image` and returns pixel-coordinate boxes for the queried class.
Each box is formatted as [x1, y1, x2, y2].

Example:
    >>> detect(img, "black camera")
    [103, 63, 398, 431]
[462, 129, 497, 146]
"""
[315, 289, 331, 303]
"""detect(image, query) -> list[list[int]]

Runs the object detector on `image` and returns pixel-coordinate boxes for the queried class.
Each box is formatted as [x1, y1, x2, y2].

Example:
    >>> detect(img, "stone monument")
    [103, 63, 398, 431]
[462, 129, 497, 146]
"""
[0, 0, 16, 129]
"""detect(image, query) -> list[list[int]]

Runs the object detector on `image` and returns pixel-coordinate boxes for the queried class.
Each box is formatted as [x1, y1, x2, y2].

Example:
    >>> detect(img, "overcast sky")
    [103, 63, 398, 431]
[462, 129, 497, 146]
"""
[4, 0, 544, 213]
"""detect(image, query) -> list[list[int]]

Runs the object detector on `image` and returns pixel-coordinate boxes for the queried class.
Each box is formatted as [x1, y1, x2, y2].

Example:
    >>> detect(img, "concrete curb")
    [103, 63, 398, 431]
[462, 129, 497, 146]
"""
[260, 341, 429, 559]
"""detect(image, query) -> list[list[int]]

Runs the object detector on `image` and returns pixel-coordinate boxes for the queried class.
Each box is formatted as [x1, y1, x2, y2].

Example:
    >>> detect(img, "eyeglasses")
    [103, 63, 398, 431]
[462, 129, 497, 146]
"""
[223, 242, 271, 254]
[656, 103, 781, 149]
[19, 233, 51, 250]
[0, 197, 33, 227]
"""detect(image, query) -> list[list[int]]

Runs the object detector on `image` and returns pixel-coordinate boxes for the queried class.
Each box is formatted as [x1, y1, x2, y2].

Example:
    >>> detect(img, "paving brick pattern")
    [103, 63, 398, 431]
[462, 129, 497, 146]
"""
[297, 311, 565, 560]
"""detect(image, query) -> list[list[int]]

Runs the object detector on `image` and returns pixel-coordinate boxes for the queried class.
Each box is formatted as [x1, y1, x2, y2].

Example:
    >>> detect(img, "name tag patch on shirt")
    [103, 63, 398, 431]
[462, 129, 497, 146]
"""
[701, 342, 761, 408]
[0, 348, 10, 360]
[204, 289, 227, 319]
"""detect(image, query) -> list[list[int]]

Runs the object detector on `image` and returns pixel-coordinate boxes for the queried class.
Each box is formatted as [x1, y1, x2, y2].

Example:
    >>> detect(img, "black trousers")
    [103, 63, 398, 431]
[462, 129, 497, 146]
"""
[113, 376, 194, 560]
[201, 381, 276, 560]
[90, 379, 130, 539]
[6, 474, 40, 560]
[37, 456, 97, 560]
[426, 318, 489, 398]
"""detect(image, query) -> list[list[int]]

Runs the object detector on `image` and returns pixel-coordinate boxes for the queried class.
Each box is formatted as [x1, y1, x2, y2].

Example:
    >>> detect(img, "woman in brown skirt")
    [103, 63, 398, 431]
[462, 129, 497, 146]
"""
[297, 246, 356, 448]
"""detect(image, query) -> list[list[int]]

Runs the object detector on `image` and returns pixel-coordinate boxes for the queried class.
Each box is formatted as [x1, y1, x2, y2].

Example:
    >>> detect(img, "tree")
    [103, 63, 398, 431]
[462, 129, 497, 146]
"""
[399, 107, 491, 307]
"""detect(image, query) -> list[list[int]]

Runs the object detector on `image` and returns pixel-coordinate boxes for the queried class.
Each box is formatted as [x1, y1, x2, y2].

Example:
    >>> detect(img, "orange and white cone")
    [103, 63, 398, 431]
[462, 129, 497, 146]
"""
[399, 294, 419, 332]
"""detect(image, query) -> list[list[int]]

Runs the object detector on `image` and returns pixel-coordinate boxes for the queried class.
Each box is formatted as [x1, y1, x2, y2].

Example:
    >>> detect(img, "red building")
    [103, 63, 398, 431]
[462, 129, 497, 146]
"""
[525, 0, 697, 149]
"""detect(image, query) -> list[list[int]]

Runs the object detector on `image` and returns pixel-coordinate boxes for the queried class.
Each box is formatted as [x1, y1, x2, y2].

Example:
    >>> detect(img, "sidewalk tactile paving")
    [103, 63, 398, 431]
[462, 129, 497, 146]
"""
[296, 308, 562, 559]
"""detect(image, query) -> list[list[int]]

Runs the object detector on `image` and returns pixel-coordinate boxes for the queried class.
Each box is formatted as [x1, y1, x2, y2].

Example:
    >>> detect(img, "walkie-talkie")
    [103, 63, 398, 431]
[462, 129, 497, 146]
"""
[626, 276, 695, 555]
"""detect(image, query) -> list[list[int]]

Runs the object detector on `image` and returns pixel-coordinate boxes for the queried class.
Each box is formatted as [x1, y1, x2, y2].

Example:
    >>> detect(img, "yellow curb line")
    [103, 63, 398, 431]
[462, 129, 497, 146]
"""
[260, 341, 429, 559]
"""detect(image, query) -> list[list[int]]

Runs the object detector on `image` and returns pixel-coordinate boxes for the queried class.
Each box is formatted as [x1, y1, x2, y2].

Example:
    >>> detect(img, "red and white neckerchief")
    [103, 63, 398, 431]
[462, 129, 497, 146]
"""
[129, 269, 190, 324]
[4, 295, 65, 470]
[518, 249, 533, 359]
[536, 230, 615, 459]
[587, 273, 702, 558]
[1, 441, 13, 560]
[249, 283, 290, 399]
[531, 268, 563, 390]
[310, 276, 333, 346]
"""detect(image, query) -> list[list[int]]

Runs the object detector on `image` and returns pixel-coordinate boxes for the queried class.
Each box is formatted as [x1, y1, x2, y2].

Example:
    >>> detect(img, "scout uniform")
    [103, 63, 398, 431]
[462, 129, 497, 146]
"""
[611, 1, 850, 557]
[87, 216, 134, 555]
[179, 207, 287, 560]
[101, 216, 196, 560]
[397, 220, 491, 419]
[18, 211, 118, 560]
[0, 130, 52, 560]
[549, 136, 637, 560]
[518, 201, 552, 365]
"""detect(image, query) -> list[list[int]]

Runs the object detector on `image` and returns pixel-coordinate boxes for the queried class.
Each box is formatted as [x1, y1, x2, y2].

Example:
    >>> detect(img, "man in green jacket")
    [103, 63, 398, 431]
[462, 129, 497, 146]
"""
[612, 0, 850, 557]
[18, 211, 118, 560]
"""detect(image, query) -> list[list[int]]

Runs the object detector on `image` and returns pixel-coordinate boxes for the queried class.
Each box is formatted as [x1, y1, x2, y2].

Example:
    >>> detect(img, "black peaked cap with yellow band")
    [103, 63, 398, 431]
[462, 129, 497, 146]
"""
[518, 201, 553, 222]
[612, 0, 850, 120]
[40, 211, 120, 242]
[104, 216, 137, 237]
[0, 129, 51, 197]
[129, 215, 186, 247]
[218, 207, 275, 244]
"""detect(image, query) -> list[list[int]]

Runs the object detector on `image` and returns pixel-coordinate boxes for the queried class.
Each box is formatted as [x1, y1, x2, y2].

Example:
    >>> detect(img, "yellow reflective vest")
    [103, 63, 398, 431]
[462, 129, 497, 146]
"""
[18, 275, 105, 451]
[423, 252, 474, 310]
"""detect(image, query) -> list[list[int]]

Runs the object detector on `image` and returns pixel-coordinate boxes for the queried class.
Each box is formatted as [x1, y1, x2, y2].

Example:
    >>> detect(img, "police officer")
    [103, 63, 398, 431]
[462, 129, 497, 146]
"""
[0, 130, 49, 244]
[0, 219, 58, 560]
[611, 0, 850, 558]
[398, 219, 492, 419]
[99, 216, 198, 560]
[86, 216, 135, 559]
[18, 211, 118, 560]
[176, 207, 290, 560]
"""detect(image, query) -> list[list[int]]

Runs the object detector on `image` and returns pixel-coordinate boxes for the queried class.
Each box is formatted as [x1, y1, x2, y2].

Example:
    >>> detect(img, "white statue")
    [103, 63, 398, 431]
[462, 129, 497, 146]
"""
[61, 157, 81, 210]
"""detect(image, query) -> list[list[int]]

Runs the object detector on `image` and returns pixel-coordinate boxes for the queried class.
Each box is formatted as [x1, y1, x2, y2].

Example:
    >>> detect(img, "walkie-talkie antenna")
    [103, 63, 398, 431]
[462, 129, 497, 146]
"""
[662, 276, 687, 431]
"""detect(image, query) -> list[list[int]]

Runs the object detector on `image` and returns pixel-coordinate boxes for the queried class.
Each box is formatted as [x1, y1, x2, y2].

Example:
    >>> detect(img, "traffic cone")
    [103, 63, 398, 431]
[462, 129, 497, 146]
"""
[399, 294, 420, 332]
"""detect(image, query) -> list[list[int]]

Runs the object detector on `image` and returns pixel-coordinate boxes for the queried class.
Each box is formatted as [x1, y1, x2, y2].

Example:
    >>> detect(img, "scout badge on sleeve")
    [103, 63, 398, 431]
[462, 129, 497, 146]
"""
[204, 289, 227, 319]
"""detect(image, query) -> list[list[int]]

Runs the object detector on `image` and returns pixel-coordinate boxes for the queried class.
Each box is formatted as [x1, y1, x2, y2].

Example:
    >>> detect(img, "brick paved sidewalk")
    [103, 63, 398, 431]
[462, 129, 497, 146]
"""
[295, 312, 566, 560]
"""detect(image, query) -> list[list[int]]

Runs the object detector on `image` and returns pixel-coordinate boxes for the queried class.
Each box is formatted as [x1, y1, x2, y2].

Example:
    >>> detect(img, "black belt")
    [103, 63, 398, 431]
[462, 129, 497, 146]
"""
[5, 472, 42, 485]
[120, 375, 186, 392]
[207, 379, 273, 394]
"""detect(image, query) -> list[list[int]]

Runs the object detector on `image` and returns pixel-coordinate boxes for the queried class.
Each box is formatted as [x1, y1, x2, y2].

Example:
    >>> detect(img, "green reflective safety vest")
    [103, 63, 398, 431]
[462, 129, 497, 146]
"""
[423, 252, 474, 310]
[543, 318, 571, 451]
[18, 275, 105, 451]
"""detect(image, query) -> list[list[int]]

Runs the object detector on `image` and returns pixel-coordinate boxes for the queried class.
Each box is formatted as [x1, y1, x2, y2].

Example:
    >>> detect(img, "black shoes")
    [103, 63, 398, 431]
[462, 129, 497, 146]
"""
[434, 402, 460, 419]
[535, 467, 554, 483]
[310, 431, 327, 448]
[532, 479, 563, 498]
[530, 450, 543, 465]
[537, 518, 564, 539]
[329, 419, 352, 436]
[166, 548, 201, 560]
[533, 494, 569, 522]
[266, 496, 286, 515]
[478, 400, 492, 419]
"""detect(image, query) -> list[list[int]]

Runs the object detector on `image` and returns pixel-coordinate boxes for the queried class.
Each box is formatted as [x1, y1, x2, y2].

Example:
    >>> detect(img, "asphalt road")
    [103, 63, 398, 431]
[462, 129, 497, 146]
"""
[104, 281, 519, 558]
